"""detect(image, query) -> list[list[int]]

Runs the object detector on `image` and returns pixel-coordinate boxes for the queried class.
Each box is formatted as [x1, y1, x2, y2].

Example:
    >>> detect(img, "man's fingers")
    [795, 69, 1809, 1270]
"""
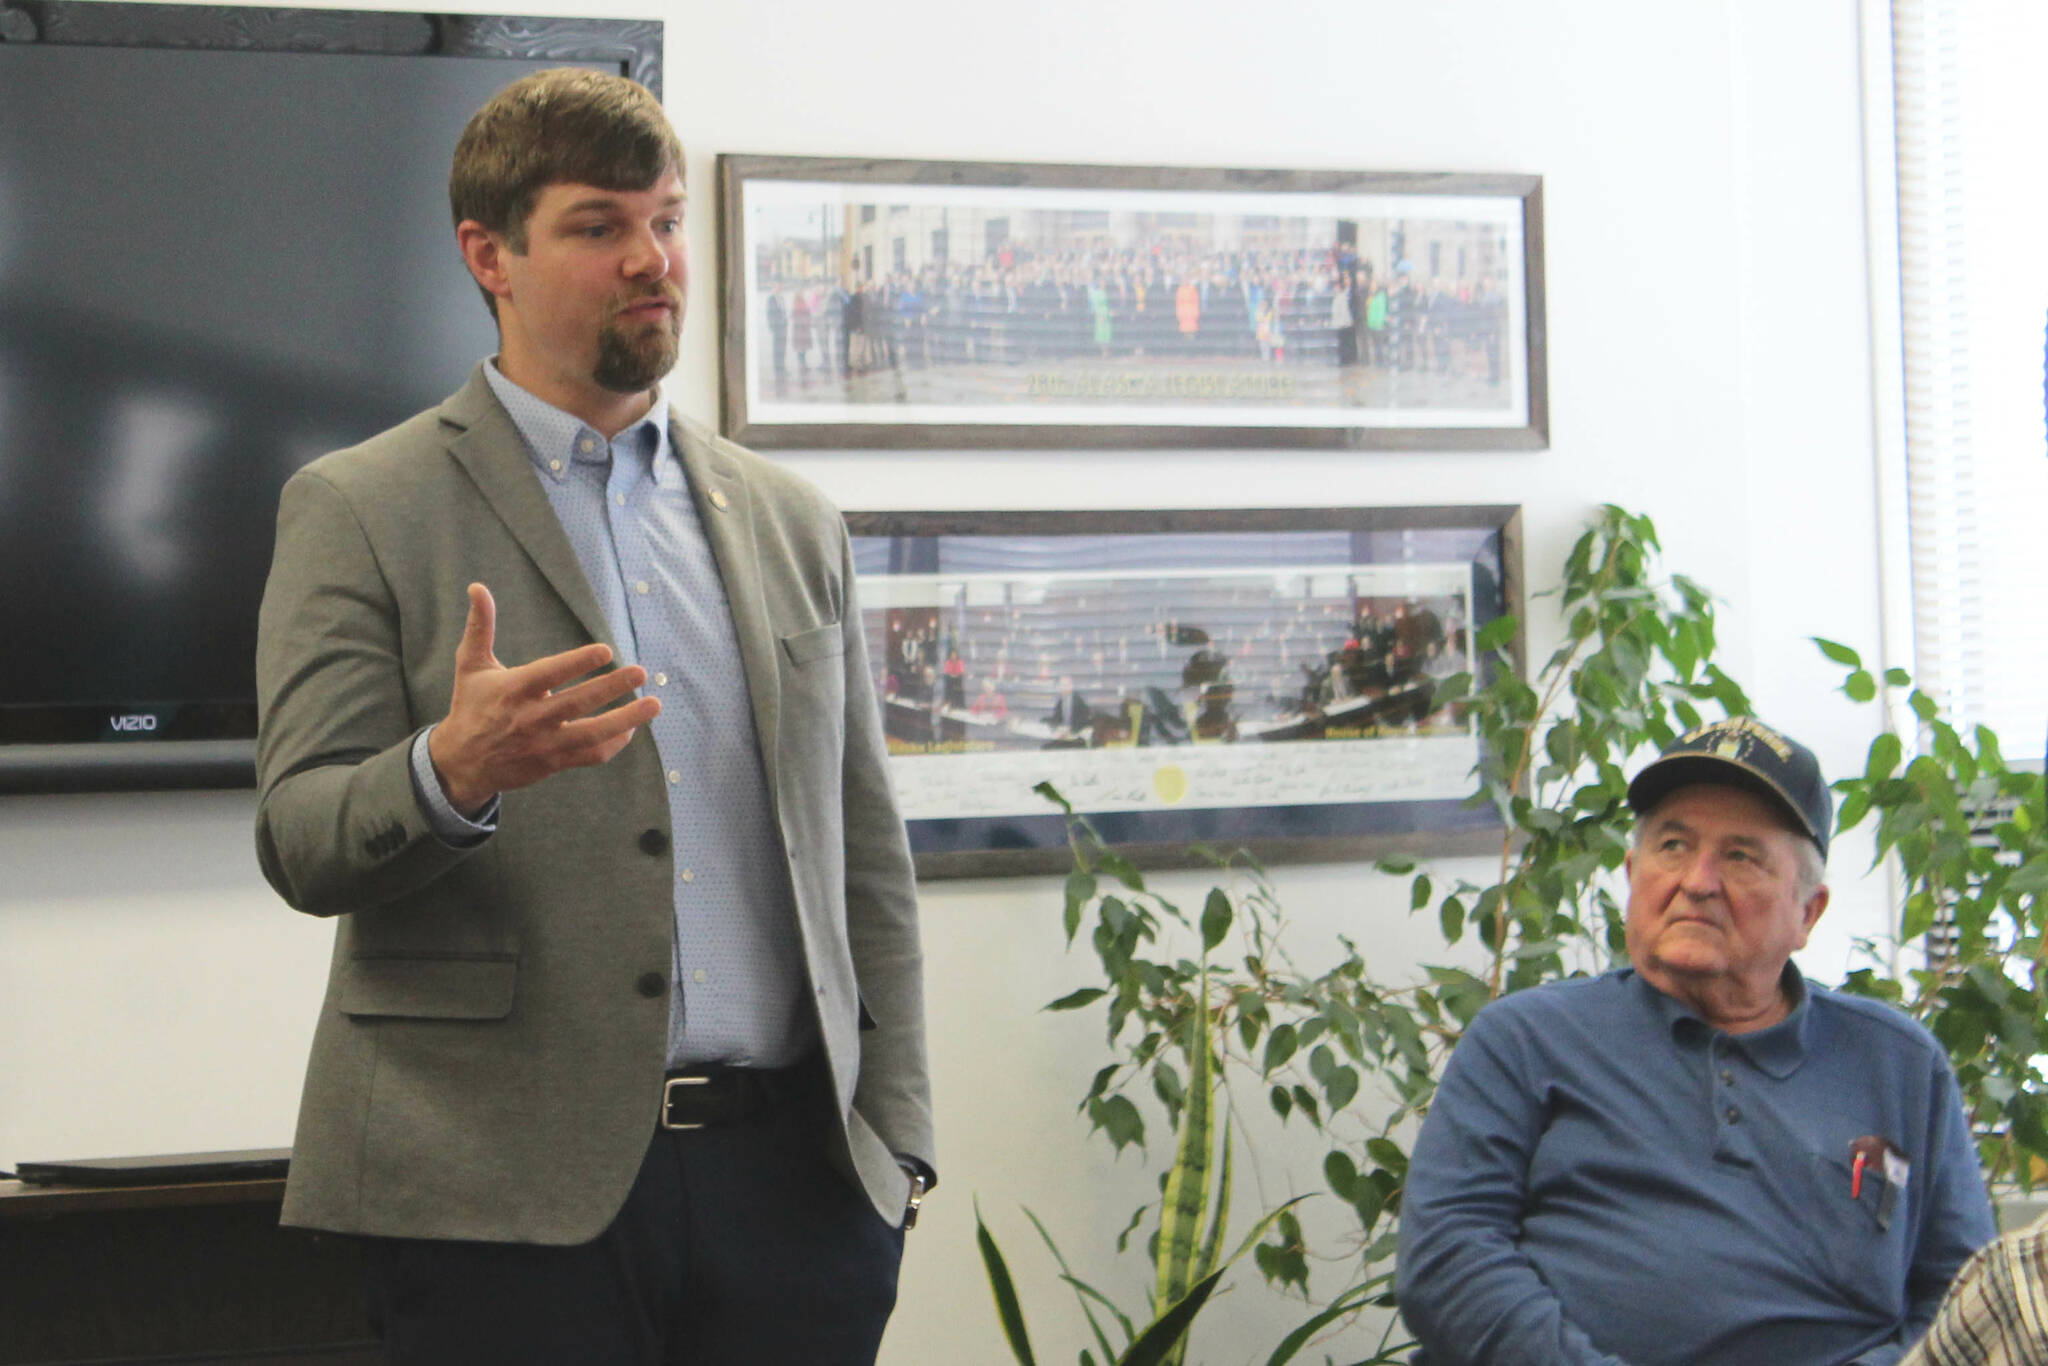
[452, 583, 498, 673]
[540, 665, 650, 721]
[556, 697, 662, 759]
[508, 641, 621, 697]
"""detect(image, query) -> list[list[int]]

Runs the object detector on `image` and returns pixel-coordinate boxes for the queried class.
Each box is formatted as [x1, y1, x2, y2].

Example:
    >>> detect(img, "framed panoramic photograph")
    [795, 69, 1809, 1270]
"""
[844, 505, 1523, 878]
[719, 156, 1546, 450]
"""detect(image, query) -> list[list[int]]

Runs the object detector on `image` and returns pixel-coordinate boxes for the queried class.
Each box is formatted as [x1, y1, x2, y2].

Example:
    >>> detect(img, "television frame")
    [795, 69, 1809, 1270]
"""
[0, 1, 661, 794]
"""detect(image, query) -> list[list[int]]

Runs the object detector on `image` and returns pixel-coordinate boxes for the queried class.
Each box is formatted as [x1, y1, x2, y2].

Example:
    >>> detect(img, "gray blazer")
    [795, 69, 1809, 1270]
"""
[254, 368, 932, 1243]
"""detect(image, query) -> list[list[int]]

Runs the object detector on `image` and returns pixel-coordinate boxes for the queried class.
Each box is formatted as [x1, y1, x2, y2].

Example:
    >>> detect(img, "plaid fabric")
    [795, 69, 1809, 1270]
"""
[1906, 1215, 2048, 1366]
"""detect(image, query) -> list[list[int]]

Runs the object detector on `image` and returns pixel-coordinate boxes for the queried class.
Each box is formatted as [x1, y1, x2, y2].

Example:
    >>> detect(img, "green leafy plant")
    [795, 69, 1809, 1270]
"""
[1818, 640, 2048, 1188]
[980, 504, 2048, 1362]
[980, 505, 1757, 1362]
[974, 821, 1307, 1366]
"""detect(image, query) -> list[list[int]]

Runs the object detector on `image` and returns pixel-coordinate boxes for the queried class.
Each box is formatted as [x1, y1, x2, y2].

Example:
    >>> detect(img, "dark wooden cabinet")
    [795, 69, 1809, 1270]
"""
[0, 1177, 377, 1365]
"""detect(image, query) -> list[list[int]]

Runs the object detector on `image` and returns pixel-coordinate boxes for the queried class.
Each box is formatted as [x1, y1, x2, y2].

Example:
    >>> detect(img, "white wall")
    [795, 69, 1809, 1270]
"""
[0, 1, 1889, 1361]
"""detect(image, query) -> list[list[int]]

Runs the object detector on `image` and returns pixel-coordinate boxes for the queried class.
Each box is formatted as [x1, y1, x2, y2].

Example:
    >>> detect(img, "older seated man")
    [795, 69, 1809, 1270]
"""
[1398, 717, 1995, 1365]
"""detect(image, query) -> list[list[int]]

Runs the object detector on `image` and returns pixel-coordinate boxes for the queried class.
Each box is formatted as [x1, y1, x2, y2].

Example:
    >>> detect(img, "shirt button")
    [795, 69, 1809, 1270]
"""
[1720, 1069, 1735, 1086]
[692, 968, 708, 984]
[667, 769, 681, 784]
[654, 672, 669, 686]
[639, 828, 669, 856]
[635, 580, 651, 595]
[614, 493, 626, 506]
[548, 459, 563, 473]
[635, 971, 665, 998]
[578, 437, 596, 454]
[680, 868, 694, 883]
[1724, 1106, 1741, 1125]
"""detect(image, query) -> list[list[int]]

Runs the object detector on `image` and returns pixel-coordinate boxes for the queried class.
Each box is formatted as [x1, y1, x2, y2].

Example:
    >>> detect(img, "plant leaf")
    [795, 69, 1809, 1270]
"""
[1024, 1207, 1133, 1361]
[1153, 969, 1215, 1328]
[1035, 780, 1075, 815]
[1475, 614, 1519, 652]
[1047, 987, 1109, 1012]
[976, 1203, 1040, 1366]
[1201, 889, 1233, 953]
[1118, 1199, 1309, 1366]
[1262, 1023, 1298, 1075]
[1264, 1282, 1379, 1366]
[1090, 1094, 1146, 1151]
[1194, 1122, 1234, 1283]
[1813, 636, 1863, 668]
[1064, 870, 1097, 945]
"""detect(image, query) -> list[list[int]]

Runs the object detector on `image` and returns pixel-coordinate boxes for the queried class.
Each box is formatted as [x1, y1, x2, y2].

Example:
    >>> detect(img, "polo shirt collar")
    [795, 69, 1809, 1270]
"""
[1627, 963, 1812, 1078]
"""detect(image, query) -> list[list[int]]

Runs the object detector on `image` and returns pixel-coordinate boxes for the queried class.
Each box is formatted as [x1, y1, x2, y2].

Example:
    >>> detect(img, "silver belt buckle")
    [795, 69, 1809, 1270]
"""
[662, 1074, 711, 1130]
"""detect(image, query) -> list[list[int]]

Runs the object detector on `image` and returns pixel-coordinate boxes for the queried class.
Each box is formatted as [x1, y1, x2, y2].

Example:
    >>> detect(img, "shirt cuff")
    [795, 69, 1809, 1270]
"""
[409, 725, 499, 846]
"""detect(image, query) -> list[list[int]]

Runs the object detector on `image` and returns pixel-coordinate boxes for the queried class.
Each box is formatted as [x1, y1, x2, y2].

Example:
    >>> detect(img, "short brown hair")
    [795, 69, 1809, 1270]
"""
[449, 67, 682, 252]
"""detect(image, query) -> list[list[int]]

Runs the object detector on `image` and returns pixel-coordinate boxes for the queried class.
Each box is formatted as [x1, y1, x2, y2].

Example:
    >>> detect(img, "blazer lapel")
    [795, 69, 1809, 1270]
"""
[439, 370, 616, 653]
[676, 421, 782, 805]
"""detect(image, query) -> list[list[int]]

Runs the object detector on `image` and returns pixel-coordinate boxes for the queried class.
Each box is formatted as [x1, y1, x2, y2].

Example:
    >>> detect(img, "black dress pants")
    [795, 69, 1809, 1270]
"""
[361, 1070, 905, 1366]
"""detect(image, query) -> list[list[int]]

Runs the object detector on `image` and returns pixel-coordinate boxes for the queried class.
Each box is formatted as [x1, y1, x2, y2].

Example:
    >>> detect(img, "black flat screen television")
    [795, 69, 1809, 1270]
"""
[0, 1, 660, 793]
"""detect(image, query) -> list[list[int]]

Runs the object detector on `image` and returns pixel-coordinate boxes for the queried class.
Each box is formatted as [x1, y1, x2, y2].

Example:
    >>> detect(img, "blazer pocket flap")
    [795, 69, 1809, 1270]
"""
[340, 954, 517, 1020]
[781, 623, 845, 667]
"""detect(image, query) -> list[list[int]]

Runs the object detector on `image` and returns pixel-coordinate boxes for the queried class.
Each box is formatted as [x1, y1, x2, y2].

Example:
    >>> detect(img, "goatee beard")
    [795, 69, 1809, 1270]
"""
[593, 297, 681, 393]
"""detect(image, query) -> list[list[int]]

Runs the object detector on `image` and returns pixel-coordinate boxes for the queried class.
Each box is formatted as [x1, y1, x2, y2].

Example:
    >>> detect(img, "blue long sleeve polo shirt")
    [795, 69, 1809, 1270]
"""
[1397, 966, 1995, 1366]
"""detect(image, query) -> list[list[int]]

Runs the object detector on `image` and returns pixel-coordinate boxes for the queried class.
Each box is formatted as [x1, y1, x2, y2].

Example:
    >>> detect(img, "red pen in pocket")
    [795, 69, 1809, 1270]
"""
[1851, 1149, 1867, 1200]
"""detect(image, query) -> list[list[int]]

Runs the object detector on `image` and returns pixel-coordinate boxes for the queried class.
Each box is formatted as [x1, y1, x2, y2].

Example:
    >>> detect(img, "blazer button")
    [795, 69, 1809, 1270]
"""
[636, 971, 666, 998]
[639, 828, 669, 856]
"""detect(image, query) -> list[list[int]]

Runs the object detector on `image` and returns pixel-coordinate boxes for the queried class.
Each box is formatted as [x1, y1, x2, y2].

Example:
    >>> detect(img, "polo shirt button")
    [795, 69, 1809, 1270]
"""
[1720, 1069, 1735, 1086]
[639, 828, 669, 855]
[635, 971, 665, 998]
[1724, 1106, 1741, 1124]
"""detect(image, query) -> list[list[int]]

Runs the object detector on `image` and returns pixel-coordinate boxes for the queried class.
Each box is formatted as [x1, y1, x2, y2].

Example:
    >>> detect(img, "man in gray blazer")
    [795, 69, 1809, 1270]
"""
[254, 68, 933, 1365]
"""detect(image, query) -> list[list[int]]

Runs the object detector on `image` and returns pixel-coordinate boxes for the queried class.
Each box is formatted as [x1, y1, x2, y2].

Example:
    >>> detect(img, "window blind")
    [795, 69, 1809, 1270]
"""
[1888, 0, 2048, 753]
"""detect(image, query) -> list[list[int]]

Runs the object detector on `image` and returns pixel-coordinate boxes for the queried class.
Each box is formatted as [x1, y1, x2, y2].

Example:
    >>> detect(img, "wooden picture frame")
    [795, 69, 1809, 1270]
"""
[719, 155, 1546, 451]
[844, 505, 1524, 878]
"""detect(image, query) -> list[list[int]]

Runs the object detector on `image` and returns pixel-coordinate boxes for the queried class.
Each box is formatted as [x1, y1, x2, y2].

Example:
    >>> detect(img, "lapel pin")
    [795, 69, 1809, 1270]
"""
[709, 489, 729, 512]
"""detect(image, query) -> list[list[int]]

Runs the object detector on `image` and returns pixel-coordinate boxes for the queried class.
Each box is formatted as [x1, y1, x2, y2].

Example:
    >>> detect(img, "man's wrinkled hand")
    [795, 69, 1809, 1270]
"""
[427, 582, 661, 814]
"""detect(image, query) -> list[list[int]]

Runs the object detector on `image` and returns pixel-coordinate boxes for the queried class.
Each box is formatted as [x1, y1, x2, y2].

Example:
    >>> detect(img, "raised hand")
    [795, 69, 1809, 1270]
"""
[427, 583, 662, 814]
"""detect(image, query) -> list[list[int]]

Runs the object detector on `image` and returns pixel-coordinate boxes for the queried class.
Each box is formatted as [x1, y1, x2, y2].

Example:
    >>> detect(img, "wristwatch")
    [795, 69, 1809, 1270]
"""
[903, 1169, 929, 1230]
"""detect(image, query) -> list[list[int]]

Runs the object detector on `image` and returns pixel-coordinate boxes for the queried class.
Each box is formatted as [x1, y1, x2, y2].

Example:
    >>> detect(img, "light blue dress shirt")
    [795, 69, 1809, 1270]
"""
[407, 363, 812, 1070]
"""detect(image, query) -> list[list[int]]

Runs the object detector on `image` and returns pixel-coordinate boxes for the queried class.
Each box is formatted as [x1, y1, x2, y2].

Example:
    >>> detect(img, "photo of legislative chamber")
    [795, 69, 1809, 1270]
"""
[860, 563, 1472, 757]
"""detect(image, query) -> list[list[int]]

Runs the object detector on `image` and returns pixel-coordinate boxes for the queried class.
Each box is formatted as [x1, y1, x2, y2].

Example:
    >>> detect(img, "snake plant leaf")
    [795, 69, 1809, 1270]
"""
[1153, 967, 1214, 1330]
[1194, 1122, 1234, 1284]
[1119, 1200, 1308, 1366]
[1025, 1207, 1132, 1364]
[976, 1202, 1039, 1366]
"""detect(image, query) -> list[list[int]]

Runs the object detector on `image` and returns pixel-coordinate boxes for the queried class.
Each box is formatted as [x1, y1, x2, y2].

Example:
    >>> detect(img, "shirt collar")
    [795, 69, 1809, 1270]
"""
[1625, 963, 1811, 1078]
[482, 359, 674, 487]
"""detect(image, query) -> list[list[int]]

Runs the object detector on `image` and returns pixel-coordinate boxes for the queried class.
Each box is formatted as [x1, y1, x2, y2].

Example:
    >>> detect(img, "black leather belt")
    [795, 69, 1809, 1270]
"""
[659, 1060, 813, 1131]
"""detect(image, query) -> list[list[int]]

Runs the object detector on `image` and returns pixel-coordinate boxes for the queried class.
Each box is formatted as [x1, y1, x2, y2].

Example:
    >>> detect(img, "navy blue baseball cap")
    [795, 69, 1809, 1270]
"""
[1626, 717, 1832, 860]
